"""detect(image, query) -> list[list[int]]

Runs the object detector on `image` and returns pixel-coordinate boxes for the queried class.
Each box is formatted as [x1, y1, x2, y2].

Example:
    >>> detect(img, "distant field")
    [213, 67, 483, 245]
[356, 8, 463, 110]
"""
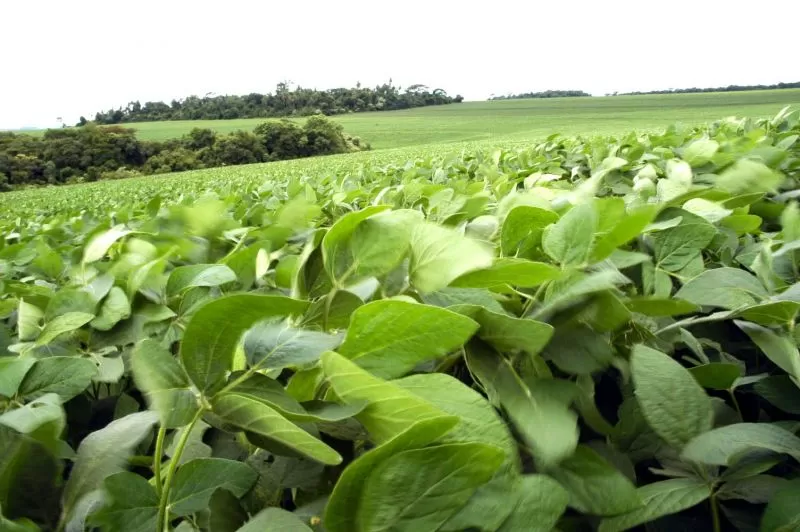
[14, 89, 800, 150]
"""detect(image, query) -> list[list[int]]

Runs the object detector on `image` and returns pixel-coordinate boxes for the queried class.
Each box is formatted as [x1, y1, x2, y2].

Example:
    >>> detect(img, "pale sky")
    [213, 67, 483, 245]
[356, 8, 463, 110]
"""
[2, 0, 799, 129]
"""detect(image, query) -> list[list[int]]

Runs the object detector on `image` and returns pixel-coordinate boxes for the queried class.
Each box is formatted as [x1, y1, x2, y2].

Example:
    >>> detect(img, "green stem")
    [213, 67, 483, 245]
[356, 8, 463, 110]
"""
[153, 424, 167, 498]
[156, 409, 204, 531]
[729, 389, 743, 421]
[710, 493, 721, 532]
[522, 282, 549, 317]
[322, 288, 338, 332]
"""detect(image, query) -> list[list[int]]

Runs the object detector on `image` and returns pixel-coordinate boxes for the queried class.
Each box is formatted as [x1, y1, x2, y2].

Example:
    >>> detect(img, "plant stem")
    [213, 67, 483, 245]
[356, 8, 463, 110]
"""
[156, 408, 204, 531]
[322, 288, 338, 332]
[153, 424, 167, 498]
[710, 493, 721, 532]
[729, 389, 743, 421]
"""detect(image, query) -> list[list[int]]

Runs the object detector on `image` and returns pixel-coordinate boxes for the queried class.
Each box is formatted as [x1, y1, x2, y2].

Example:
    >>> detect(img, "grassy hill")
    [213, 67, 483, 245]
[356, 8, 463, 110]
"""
[15, 89, 800, 150]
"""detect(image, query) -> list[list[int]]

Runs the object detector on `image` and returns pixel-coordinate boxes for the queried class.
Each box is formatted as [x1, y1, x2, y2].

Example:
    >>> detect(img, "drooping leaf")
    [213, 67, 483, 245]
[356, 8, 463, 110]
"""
[681, 423, 800, 465]
[82, 225, 132, 264]
[244, 321, 342, 370]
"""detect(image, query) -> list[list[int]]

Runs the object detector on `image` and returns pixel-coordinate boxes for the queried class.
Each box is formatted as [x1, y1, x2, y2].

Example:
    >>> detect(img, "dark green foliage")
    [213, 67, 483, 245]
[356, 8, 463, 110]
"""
[90, 82, 463, 125]
[618, 80, 800, 96]
[490, 90, 591, 100]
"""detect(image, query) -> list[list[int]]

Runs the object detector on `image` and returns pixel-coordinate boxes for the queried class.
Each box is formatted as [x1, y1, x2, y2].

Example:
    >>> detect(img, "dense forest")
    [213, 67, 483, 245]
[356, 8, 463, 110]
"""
[489, 90, 591, 100]
[617, 81, 800, 95]
[89, 82, 463, 125]
[0, 116, 366, 190]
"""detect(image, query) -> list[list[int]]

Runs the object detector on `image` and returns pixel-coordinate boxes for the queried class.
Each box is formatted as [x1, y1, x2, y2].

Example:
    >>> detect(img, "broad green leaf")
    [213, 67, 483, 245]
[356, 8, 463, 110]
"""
[535, 269, 631, 318]
[338, 300, 478, 379]
[61, 411, 158, 523]
[675, 268, 767, 310]
[717, 475, 788, 504]
[82, 225, 132, 264]
[90, 287, 131, 331]
[598, 478, 710, 532]
[451, 258, 561, 289]
[760, 478, 800, 532]
[441, 474, 517, 532]
[409, 222, 494, 294]
[165, 421, 212, 466]
[35, 312, 94, 346]
[631, 345, 713, 448]
[131, 339, 198, 428]
[321, 351, 449, 443]
[682, 423, 800, 465]
[0, 393, 63, 444]
[754, 376, 800, 414]
[551, 445, 641, 516]
[682, 139, 719, 166]
[166, 264, 237, 296]
[496, 474, 569, 532]
[652, 213, 716, 272]
[211, 393, 341, 465]
[91, 472, 158, 532]
[301, 289, 363, 330]
[18, 357, 97, 402]
[471, 308, 553, 356]
[736, 321, 800, 382]
[358, 443, 505, 532]
[237, 508, 312, 532]
[297, 400, 367, 423]
[735, 301, 800, 326]
[17, 300, 43, 341]
[345, 208, 423, 281]
[180, 294, 307, 394]
[321, 205, 391, 283]
[221, 373, 307, 419]
[591, 205, 659, 262]
[500, 206, 558, 258]
[420, 287, 507, 315]
[543, 202, 596, 266]
[0, 357, 35, 398]
[324, 416, 459, 532]
[626, 297, 699, 316]
[465, 343, 578, 468]
[543, 325, 614, 375]
[688, 363, 742, 390]
[243, 321, 342, 370]
[717, 159, 783, 195]
[169, 458, 257, 517]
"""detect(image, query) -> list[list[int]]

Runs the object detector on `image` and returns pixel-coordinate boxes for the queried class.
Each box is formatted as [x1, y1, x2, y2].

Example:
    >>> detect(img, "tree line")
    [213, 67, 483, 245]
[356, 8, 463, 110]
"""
[489, 90, 591, 100]
[0, 116, 367, 190]
[615, 81, 800, 96]
[88, 83, 463, 125]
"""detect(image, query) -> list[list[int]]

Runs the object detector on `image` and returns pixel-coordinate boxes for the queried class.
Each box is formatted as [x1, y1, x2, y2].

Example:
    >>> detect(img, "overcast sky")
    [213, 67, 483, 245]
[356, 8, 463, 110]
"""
[2, 0, 799, 129]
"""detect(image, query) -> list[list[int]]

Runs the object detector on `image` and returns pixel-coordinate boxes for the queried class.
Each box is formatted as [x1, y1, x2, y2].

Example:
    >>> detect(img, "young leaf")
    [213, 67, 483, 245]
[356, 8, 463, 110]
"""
[631, 345, 713, 449]
[598, 478, 710, 532]
[61, 411, 159, 524]
[681, 423, 800, 466]
[338, 300, 478, 379]
[321, 351, 450, 443]
[168, 458, 257, 517]
[496, 475, 569, 532]
[18, 357, 97, 402]
[551, 445, 641, 516]
[166, 264, 237, 296]
[357, 443, 505, 531]
[409, 222, 494, 294]
[542, 203, 596, 266]
[180, 294, 307, 394]
[211, 393, 342, 465]
[91, 472, 158, 532]
[131, 339, 198, 428]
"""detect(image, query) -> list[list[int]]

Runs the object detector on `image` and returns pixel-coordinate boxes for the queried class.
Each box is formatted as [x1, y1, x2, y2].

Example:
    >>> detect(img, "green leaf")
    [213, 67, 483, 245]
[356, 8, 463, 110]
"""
[222, 373, 307, 420]
[0, 393, 63, 440]
[543, 325, 614, 375]
[543, 203, 596, 266]
[675, 268, 767, 310]
[760, 478, 800, 532]
[598, 478, 710, 532]
[82, 225, 132, 264]
[180, 294, 308, 394]
[471, 308, 553, 356]
[243, 321, 342, 370]
[651, 212, 716, 272]
[409, 222, 494, 294]
[501, 206, 558, 258]
[321, 205, 391, 283]
[717, 159, 783, 195]
[35, 312, 94, 346]
[237, 508, 312, 531]
[357, 443, 505, 532]
[321, 351, 450, 443]
[717, 475, 788, 504]
[420, 287, 507, 315]
[166, 264, 237, 296]
[169, 458, 257, 517]
[736, 321, 800, 382]
[465, 343, 578, 468]
[496, 474, 569, 532]
[754, 376, 800, 414]
[297, 400, 367, 423]
[626, 297, 699, 316]
[16, 300, 43, 342]
[338, 300, 478, 379]
[91, 472, 158, 532]
[324, 416, 459, 532]
[683, 139, 719, 166]
[61, 411, 158, 523]
[735, 301, 800, 326]
[591, 205, 659, 262]
[631, 345, 713, 449]
[0, 357, 35, 398]
[551, 445, 641, 516]
[131, 339, 198, 428]
[688, 363, 742, 390]
[450, 258, 561, 289]
[682, 423, 800, 465]
[90, 287, 131, 331]
[18, 357, 97, 402]
[535, 269, 631, 318]
[211, 392, 342, 465]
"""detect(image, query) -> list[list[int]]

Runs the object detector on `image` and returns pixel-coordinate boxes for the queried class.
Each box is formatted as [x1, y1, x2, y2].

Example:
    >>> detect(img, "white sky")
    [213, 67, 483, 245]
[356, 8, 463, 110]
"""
[2, 0, 799, 129]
